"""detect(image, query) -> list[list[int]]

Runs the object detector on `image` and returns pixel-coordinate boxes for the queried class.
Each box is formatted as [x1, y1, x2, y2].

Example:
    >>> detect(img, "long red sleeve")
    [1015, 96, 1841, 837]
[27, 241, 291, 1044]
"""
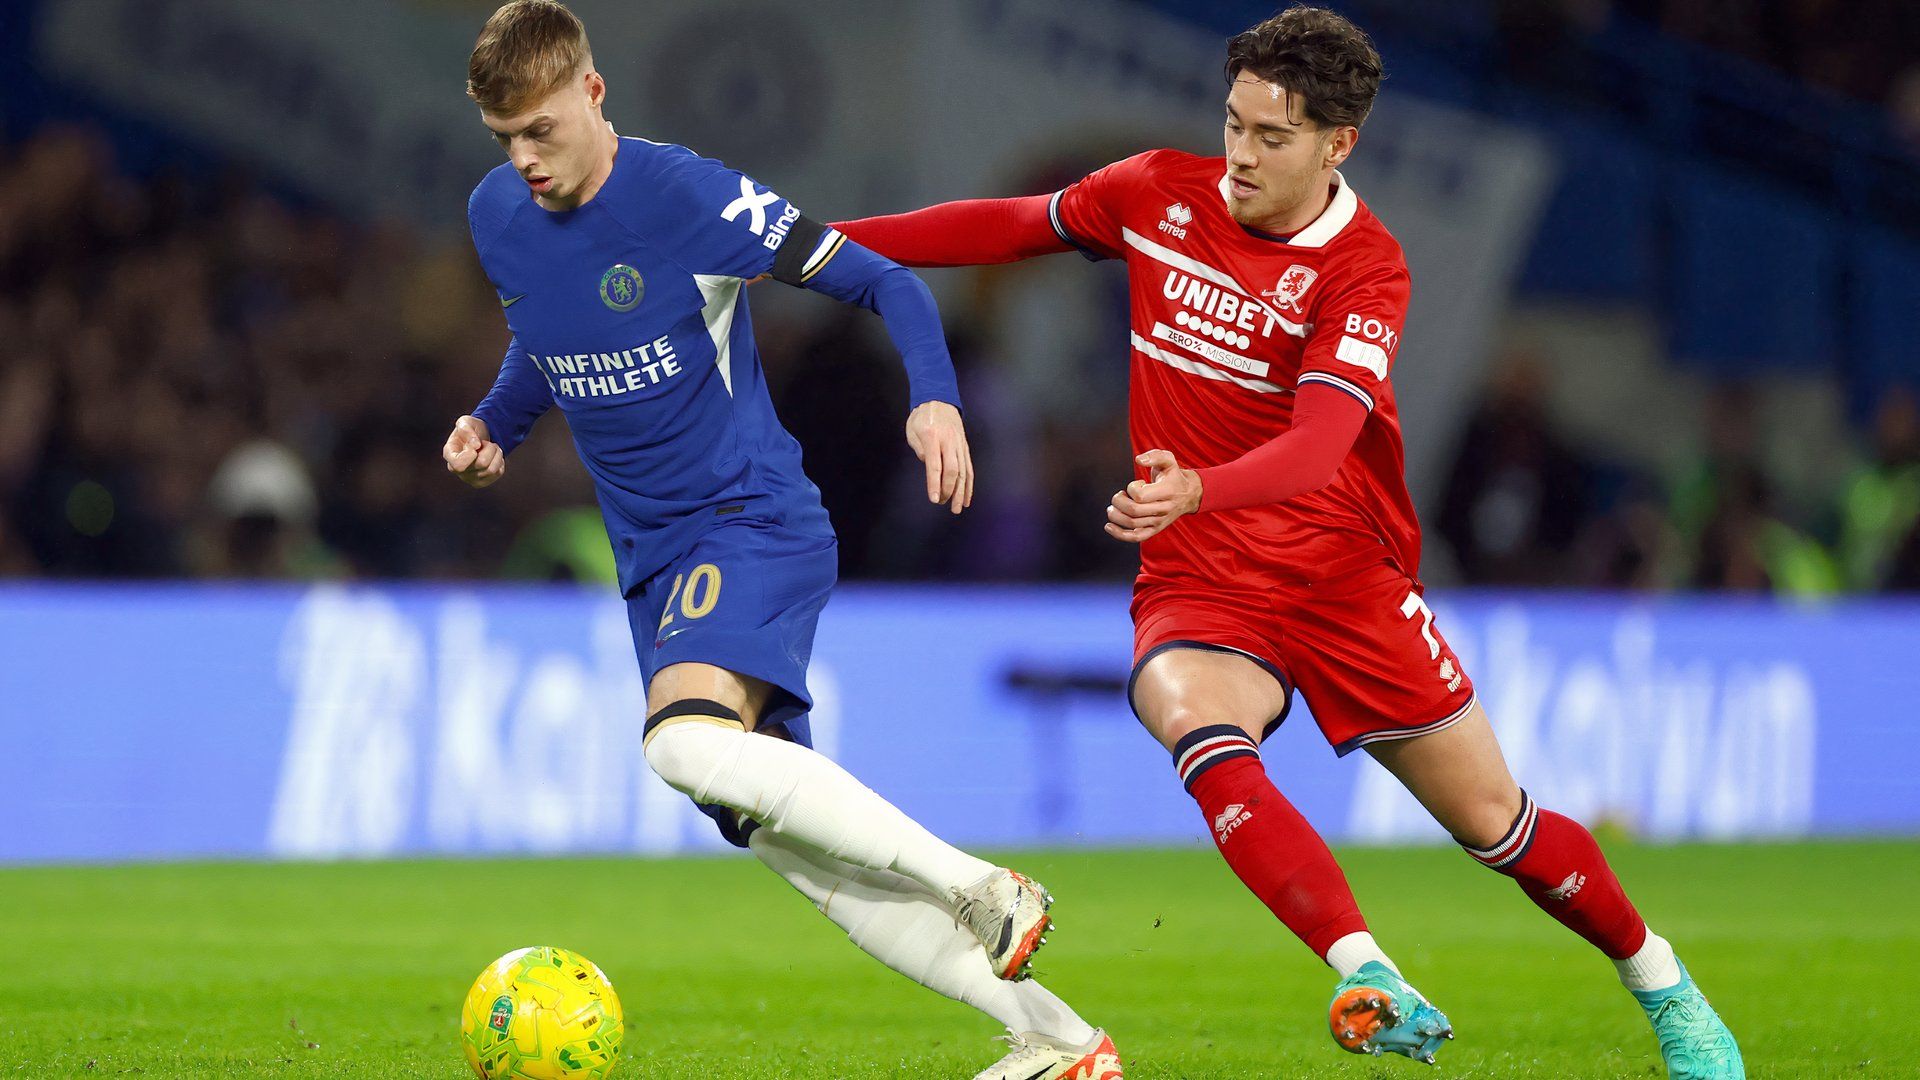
[832, 195, 1069, 267]
[1196, 382, 1369, 512]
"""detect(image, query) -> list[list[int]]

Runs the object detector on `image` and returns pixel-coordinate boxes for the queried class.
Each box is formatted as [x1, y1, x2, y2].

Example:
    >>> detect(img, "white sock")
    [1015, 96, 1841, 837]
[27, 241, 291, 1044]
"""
[748, 829, 1097, 1046]
[1325, 931, 1399, 978]
[645, 722, 994, 893]
[1615, 930, 1682, 992]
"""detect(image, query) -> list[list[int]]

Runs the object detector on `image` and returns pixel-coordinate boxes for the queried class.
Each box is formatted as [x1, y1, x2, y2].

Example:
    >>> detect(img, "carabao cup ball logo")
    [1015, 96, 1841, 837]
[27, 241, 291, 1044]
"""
[487, 994, 513, 1032]
[599, 264, 644, 312]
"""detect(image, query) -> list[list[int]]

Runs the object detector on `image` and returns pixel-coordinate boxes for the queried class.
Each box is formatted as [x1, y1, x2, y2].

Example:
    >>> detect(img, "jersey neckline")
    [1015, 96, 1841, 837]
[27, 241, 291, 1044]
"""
[1214, 169, 1358, 249]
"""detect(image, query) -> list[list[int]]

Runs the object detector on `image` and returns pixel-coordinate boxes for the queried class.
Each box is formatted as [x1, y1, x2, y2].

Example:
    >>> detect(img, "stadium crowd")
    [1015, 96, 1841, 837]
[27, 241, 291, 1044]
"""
[2, 123, 1917, 593]
[1491, 0, 1920, 117]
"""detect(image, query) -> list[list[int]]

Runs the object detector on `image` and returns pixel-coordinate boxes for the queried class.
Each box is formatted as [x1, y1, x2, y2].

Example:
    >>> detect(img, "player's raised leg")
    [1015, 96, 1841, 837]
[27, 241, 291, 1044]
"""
[1130, 645, 1451, 1062]
[747, 828, 1122, 1079]
[1366, 702, 1745, 1079]
[641, 662, 1054, 980]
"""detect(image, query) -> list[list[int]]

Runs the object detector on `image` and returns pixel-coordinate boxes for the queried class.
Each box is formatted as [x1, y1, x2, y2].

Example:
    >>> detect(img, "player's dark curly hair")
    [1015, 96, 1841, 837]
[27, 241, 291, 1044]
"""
[1224, 5, 1383, 128]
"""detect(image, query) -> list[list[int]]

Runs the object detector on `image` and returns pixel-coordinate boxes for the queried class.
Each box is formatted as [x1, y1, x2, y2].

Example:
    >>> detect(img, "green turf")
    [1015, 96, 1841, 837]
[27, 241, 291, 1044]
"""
[3, 841, 1911, 1078]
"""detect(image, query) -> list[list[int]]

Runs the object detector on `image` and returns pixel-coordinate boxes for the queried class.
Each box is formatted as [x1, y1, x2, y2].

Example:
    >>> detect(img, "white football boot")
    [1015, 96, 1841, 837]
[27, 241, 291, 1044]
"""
[952, 868, 1054, 980]
[973, 1028, 1123, 1080]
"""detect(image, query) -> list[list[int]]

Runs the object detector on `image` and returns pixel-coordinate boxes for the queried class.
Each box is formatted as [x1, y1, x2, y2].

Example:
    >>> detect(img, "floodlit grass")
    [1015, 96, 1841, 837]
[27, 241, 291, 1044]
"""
[3, 841, 1909, 1077]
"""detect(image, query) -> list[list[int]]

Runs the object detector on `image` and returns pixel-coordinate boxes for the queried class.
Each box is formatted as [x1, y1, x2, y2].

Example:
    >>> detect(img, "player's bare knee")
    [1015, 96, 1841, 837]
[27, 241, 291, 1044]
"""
[1138, 697, 1262, 752]
[1142, 701, 1199, 745]
[1451, 788, 1528, 851]
[641, 698, 746, 790]
[645, 662, 769, 721]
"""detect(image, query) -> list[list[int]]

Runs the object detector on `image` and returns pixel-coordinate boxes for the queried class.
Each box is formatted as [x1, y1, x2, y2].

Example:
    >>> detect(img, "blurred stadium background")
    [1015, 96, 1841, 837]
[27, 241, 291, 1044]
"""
[1, 0, 1918, 1074]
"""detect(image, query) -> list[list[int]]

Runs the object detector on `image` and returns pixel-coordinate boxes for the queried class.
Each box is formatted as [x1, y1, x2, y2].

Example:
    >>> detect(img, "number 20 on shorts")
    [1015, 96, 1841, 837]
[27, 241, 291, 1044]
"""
[658, 563, 722, 632]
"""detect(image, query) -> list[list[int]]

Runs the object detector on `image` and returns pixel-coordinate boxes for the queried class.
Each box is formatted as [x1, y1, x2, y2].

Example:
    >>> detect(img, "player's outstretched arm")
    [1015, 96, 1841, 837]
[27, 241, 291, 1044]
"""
[833, 195, 1070, 269]
[1105, 382, 1368, 543]
[838, 151, 1174, 269]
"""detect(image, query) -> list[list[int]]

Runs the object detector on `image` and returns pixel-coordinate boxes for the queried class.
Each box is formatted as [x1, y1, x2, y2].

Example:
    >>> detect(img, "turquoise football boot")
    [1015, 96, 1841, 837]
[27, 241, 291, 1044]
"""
[1633, 961, 1745, 1079]
[1328, 961, 1454, 1065]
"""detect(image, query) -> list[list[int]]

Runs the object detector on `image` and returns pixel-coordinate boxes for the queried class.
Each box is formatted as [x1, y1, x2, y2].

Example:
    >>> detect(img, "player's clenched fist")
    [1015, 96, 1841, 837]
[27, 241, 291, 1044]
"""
[443, 415, 506, 489]
[905, 400, 973, 515]
[1106, 449, 1203, 543]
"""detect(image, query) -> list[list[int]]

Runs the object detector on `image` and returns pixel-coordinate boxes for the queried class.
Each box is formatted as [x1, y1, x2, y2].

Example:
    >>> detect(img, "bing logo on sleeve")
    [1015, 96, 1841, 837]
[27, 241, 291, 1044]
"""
[599, 264, 645, 312]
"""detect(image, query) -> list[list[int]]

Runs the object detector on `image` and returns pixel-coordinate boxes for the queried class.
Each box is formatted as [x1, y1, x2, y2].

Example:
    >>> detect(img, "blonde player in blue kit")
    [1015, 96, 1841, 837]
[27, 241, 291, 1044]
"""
[438, 4, 1122, 1078]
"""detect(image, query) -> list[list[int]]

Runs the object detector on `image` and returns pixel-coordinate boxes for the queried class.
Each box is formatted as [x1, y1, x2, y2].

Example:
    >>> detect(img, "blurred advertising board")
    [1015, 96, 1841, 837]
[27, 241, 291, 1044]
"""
[2, 584, 1912, 863]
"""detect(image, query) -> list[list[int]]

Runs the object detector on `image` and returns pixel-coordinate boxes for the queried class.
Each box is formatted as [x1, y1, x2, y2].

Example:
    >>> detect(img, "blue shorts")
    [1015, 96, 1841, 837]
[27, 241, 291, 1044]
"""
[626, 518, 837, 844]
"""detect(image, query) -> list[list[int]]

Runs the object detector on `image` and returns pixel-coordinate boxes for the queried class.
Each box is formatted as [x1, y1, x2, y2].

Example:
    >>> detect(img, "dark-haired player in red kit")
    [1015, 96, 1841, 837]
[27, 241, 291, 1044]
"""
[837, 6, 1743, 1076]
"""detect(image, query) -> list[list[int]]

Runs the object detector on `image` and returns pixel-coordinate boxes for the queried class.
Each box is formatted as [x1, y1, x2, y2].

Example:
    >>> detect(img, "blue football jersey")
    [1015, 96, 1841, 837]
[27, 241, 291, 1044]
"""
[467, 136, 959, 593]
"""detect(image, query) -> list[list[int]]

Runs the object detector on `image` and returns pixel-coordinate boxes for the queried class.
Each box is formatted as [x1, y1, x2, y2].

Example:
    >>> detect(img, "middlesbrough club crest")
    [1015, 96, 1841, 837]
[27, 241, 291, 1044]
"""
[1262, 264, 1318, 313]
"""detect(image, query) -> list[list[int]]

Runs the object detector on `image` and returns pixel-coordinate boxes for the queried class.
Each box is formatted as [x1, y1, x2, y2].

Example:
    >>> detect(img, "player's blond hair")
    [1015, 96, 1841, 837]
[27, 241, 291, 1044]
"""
[467, 0, 593, 116]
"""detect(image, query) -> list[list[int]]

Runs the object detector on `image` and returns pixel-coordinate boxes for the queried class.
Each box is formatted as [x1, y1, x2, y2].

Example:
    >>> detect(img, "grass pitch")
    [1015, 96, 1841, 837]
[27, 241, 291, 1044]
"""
[3, 841, 1911, 1078]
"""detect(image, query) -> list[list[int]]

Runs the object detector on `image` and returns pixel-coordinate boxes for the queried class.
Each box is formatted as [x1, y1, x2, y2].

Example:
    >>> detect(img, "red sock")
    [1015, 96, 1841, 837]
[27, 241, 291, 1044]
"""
[1463, 791, 1648, 959]
[1174, 725, 1369, 959]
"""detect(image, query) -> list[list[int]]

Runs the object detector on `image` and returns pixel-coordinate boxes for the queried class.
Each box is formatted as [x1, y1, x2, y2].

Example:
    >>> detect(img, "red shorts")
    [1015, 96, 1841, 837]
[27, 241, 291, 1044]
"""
[1130, 559, 1476, 755]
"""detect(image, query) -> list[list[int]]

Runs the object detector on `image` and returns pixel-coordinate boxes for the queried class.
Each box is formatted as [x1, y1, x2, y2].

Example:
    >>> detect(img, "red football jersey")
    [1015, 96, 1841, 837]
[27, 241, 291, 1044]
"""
[1050, 149, 1422, 589]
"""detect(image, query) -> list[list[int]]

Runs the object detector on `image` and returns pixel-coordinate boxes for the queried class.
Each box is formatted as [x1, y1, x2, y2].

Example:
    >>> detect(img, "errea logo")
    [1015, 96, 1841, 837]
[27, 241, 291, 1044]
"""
[1213, 802, 1253, 842]
[1544, 871, 1587, 901]
[1159, 202, 1193, 239]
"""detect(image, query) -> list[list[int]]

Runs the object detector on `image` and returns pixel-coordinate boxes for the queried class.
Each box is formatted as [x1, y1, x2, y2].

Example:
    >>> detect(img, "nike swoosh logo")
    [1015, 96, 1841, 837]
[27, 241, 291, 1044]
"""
[1018, 1066, 1053, 1080]
[500, 294, 527, 308]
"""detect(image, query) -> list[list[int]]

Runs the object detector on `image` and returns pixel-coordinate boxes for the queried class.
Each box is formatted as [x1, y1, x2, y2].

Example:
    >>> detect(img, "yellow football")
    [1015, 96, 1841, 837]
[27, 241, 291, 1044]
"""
[460, 946, 624, 1079]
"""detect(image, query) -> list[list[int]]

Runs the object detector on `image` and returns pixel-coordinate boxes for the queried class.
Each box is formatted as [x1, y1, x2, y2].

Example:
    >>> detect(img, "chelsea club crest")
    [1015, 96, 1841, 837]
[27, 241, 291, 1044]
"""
[599, 264, 644, 312]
